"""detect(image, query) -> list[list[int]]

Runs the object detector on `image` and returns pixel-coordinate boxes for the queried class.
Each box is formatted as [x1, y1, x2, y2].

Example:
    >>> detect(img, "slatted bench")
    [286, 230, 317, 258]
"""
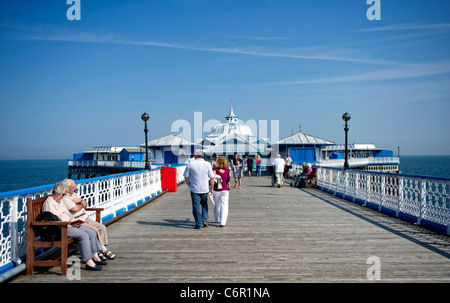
[26, 196, 103, 275]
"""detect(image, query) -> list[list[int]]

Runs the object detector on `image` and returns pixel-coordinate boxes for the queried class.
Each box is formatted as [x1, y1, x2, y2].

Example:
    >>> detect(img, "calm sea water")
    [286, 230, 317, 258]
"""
[0, 156, 449, 194]
[399, 155, 450, 178]
[0, 159, 68, 193]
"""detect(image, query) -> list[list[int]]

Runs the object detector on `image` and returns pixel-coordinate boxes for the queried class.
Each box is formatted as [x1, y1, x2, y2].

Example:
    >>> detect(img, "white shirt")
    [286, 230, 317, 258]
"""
[285, 157, 292, 166]
[272, 157, 286, 173]
[62, 192, 85, 218]
[183, 158, 214, 193]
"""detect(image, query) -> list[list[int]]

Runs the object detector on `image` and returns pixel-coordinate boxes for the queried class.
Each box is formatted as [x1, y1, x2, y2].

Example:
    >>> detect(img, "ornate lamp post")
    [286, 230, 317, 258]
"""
[342, 112, 351, 170]
[141, 112, 150, 170]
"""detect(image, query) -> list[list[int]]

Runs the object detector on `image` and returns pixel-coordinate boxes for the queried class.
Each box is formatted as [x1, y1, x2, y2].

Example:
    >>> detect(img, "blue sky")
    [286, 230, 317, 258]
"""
[1, 0, 449, 159]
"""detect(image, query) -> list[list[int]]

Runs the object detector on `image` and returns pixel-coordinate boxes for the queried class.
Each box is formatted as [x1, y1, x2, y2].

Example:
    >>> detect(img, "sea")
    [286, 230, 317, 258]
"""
[0, 156, 450, 194]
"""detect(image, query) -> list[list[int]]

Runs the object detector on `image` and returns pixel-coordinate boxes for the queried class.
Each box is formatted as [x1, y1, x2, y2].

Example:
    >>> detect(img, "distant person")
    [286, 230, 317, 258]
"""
[243, 156, 248, 175]
[211, 154, 219, 168]
[213, 156, 231, 227]
[301, 163, 313, 180]
[256, 155, 262, 177]
[183, 150, 215, 229]
[271, 154, 286, 187]
[247, 155, 254, 177]
[298, 163, 314, 188]
[231, 153, 243, 189]
[284, 153, 293, 179]
[62, 179, 116, 260]
[42, 182, 106, 271]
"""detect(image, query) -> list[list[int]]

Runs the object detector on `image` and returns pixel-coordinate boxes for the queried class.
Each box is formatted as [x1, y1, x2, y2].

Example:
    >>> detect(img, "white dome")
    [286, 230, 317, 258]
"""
[210, 122, 254, 137]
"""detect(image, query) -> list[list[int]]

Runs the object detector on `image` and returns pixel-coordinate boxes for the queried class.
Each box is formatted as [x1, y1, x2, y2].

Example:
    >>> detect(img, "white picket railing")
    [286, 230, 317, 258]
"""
[315, 167, 450, 235]
[0, 165, 186, 280]
[318, 157, 400, 168]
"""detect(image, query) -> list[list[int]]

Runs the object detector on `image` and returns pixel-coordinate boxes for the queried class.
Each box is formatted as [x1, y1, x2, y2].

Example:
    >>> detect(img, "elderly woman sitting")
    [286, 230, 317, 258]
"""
[301, 163, 313, 179]
[42, 182, 107, 271]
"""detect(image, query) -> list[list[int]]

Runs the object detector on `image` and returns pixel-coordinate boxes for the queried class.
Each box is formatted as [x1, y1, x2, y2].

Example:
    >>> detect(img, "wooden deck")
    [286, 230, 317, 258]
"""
[11, 176, 450, 283]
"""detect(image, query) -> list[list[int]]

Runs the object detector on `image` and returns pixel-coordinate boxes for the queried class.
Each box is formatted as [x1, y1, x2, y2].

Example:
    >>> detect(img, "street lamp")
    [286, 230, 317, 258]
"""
[342, 112, 351, 170]
[141, 112, 150, 170]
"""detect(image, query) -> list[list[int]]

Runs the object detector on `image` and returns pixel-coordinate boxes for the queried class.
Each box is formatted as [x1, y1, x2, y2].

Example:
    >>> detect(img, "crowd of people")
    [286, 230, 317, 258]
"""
[42, 153, 311, 273]
[183, 151, 309, 229]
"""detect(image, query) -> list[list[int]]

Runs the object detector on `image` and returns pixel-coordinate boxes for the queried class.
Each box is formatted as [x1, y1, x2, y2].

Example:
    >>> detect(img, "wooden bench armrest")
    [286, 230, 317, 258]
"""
[31, 221, 70, 226]
[85, 208, 104, 223]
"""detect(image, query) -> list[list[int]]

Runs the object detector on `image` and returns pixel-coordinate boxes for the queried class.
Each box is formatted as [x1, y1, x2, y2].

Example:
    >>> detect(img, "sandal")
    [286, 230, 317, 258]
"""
[97, 251, 107, 261]
[104, 249, 116, 260]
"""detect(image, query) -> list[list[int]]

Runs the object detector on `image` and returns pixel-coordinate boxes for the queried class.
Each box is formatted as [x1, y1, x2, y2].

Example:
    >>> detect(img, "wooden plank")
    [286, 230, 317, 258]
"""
[12, 176, 450, 283]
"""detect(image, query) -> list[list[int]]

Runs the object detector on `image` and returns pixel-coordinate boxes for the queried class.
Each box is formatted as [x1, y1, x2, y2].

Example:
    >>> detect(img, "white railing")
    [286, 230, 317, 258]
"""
[318, 157, 400, 168]
[0, 165, 186, 280]
[315, 167, 450, 235]
[68, 160, 148, 169]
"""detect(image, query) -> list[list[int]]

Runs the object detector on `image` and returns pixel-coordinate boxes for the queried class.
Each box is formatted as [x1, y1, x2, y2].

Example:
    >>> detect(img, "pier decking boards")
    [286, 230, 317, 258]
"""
[12, 176, 450, 283]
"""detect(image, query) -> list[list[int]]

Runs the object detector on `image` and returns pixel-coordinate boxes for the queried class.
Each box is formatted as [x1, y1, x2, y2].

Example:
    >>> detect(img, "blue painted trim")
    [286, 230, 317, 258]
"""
[102, 214, 114, 223]
[127, 203, 137, 210]
[421, 220, 448, 235]
[353, 198, 366, 205]
[0, 262, 14, 275]
[115, 207, 126, 216]
[398, 212, 418, 224]
[380, 207, 397, 218]
[0, 184, 53, 199]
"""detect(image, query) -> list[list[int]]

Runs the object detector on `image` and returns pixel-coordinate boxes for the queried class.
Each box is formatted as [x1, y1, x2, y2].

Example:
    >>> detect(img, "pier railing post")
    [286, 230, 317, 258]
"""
[380, 175, 386, 212]
[416, 179, 427, 225]
[10, 197, 20, 266]
[397, 175, 404, 217]
[364, 173, 370, 207]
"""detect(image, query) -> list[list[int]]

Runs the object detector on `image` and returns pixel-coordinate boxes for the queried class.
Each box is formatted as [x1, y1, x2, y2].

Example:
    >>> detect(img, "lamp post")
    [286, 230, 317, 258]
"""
[141, 112, 150, 170]
[342, 112, 351, 170]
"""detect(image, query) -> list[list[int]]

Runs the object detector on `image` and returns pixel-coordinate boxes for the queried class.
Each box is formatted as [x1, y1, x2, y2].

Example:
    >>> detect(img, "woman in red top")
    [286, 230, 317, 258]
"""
[256, 155, 262, 176]
[213, 156, 231, 227]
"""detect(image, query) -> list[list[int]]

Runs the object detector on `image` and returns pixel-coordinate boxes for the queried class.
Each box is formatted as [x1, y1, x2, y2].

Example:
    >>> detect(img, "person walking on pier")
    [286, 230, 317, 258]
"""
[183, 150, 215, 229]
[213, 156, 231, 227]
[284, 153, 293, 179]
[256, 155, 262, 176]
[231, 153, 243, 189]
[272, 154, 286, 187]
[247, 155, 254, 177]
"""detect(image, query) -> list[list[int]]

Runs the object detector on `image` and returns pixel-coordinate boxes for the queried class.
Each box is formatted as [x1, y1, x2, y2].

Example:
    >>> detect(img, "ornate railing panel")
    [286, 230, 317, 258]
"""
[316, 167, 450, 235]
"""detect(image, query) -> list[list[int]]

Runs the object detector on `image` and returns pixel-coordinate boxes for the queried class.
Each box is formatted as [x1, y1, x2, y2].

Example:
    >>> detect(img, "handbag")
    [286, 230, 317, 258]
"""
[214, 174, 223, 190]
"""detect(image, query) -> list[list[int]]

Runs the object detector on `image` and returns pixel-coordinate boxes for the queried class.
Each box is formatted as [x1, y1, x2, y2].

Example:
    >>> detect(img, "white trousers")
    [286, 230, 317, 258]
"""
[275, 172, 284, 186]
[213, 190, 229, 226]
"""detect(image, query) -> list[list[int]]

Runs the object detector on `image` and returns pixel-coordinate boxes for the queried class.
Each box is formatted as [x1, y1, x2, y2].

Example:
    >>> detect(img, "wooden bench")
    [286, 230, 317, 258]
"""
[26, 196, 103, 275]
